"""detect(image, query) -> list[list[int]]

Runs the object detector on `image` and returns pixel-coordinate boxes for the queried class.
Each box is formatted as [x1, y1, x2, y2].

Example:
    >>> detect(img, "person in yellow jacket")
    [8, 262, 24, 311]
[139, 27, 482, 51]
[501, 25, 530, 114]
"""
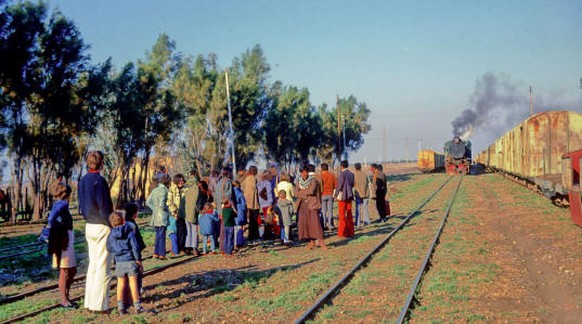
[167, 173, 188, 256]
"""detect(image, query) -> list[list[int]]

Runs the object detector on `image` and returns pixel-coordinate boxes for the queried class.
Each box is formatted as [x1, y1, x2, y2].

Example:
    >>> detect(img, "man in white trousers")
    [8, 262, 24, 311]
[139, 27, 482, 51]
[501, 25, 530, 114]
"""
[78, 151, 113, 312]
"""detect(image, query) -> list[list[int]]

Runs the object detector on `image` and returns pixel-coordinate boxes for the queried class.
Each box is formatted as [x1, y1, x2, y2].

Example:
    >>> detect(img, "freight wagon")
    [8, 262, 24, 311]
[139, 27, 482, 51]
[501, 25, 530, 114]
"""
[417, 150, 445, 173]
[475, 110, 582, 206]
[562, 149, 582, 226]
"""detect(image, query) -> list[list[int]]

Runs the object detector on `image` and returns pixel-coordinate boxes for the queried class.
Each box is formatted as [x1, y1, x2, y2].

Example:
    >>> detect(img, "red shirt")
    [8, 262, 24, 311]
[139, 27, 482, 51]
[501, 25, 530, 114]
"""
[320, 171, 337, 196]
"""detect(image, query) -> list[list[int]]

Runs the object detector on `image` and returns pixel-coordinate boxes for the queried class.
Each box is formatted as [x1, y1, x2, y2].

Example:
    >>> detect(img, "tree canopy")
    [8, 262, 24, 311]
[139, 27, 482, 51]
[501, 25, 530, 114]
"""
[0, 0, 372, 219]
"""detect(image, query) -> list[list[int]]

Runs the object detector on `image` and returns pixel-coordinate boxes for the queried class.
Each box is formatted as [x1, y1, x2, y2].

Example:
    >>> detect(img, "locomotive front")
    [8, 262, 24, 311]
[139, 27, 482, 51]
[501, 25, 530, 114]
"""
[444, 136, 471, 175]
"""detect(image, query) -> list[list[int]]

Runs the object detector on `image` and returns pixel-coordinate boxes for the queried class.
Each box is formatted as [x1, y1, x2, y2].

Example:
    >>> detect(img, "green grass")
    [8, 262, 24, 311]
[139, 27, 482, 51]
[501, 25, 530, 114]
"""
[345, 272, 374, 296]
[318, 306, 336, 320]
[1, 217, 154, 288]
[0, 296, 58, 322]
[351, 310, 373, 319]
[466, 314, 487, 321]
[267, 249, 280, 257]
[214, 294, 237, 302]
[166, 312, 191, 322]
[252, 271, 337, 314]
[0, 233, 38, 247]
[347, 235, 373, 245]
[239, 271, 271, 289]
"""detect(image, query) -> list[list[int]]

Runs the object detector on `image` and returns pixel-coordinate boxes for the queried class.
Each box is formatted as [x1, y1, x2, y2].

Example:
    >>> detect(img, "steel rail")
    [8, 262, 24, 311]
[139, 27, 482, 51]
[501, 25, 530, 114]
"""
[0, 250, 168, 306]
[0, 220, 151, 260]
[0, 241, 46, 253]
[294, 176, 453, 324]
[0, 245, 45, 260]
[396, 176, 463, 323]
[0, 254, 198, 324]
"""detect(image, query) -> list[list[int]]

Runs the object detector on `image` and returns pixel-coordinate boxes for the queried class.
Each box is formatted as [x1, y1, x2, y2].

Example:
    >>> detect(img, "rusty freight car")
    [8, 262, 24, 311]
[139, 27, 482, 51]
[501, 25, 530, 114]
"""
[562, 149, 582, 226]
[475, 110, 582, 204]
[417, 150, 445, 173]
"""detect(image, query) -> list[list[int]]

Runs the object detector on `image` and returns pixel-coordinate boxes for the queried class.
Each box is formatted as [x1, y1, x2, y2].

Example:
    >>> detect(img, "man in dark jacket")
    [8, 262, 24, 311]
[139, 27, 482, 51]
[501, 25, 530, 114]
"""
[335, 160, 355, 238]
[371, 164, 388, 222]
[78, 150, 113, 312]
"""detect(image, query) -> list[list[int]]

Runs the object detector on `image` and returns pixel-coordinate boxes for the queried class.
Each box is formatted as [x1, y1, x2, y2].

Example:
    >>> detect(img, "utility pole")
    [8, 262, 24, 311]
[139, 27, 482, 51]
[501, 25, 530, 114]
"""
[342, 114, 347, 161]
[405, 137, 409, 163]
[530, 86, 533, 116]
[225, 69, 236, 176]
[383, 126, 387, 163]
[336, 95, 341, 163]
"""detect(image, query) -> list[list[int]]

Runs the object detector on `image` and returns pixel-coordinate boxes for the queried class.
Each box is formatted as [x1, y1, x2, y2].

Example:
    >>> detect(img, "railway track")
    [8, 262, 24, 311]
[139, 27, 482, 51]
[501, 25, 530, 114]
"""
[0, 251, 198, 323]
[0, 249, 166, 306]
[1, 176, 460, 322]
[0, 219, 152, 261]
[294, 175, 463, 323]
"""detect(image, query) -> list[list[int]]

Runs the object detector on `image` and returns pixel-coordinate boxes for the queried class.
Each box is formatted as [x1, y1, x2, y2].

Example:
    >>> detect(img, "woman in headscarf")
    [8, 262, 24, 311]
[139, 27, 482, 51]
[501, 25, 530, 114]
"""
[295, 164, 326, 249]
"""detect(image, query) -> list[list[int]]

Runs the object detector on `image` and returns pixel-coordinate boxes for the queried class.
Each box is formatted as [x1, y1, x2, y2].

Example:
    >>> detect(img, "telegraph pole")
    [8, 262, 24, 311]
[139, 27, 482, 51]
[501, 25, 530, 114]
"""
[383, 126, 387, 163]
[225, 69, 236, 176]
[336, 95, 341, 162]
[530, 86, 533, 116]
[342, 114, 347, 160]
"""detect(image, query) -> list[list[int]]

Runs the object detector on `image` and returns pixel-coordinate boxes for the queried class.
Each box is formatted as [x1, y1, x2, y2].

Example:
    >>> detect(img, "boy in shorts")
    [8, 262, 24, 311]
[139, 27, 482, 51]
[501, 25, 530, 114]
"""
[107, 211, 145, 314]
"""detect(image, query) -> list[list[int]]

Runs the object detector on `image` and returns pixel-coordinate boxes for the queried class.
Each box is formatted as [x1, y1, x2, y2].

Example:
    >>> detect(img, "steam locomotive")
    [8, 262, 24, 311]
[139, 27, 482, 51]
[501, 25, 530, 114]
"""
[416, 137, 471, 174]
[443, 137, 472, 175]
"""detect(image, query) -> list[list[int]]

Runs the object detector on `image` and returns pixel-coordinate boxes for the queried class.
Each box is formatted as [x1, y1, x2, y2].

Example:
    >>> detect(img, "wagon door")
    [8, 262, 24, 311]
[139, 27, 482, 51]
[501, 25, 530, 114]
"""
[527, 114, 549, 177]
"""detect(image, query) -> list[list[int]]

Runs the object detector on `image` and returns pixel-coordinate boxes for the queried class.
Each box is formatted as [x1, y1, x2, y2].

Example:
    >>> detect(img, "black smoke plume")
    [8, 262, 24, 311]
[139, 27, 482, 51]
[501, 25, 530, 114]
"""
[452, 73, 528, 139]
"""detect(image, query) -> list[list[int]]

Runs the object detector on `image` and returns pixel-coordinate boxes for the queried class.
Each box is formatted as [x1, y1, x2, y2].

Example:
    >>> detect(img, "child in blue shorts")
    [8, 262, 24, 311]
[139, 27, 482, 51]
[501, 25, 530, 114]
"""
[107, 211, 146, 314]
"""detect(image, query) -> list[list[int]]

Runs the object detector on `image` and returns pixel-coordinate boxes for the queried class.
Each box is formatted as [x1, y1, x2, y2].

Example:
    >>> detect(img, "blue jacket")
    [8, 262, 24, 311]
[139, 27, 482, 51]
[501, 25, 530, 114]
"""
[126, 220, 146, 252]
[234, 187, 247, 226]
[78, 172, 113, 226]
[106, 223, 141, 262]
[47, 200, 73, 256]
[198, 211, 219, 235]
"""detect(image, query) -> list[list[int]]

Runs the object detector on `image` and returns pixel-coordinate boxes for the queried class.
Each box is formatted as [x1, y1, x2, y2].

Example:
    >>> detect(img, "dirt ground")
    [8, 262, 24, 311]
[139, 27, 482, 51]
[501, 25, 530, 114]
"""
[6, 167, 582, 323]
[412, 172, 582, 323]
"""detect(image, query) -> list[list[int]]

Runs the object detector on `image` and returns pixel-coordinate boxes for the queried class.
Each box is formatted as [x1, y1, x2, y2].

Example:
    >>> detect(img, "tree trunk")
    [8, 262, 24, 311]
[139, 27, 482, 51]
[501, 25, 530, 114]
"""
[139, 150, 151, 204]
[31, 157, 41, 222]
[41, 168, 53, 218]
[11, 158, 24, 224]
[130, 160, 138, 202]
[115, 158, 130, 209]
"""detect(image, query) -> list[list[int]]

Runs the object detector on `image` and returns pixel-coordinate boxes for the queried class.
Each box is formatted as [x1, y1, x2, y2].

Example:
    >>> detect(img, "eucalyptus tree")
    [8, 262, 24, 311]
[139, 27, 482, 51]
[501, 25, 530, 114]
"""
[221, 44, 273, 169]
[73, 59, 114, 183]
[314, 96, 371, 165]
[337, 95, 372, 156]
[173, 54, 219, 176]
[0, 1, 45, 221]
[0, 1, 96, 221]
[133, 34, 182, 203]
[103, 62, 145, 204]
[314, 104, 338, 164]
[264, 85, 323, 170]
[27, 8, 92, 220]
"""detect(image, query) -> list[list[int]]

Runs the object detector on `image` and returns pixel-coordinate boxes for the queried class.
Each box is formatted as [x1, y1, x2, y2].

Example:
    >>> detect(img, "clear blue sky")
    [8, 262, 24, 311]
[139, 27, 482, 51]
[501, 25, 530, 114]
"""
[47, 0, 582, 162]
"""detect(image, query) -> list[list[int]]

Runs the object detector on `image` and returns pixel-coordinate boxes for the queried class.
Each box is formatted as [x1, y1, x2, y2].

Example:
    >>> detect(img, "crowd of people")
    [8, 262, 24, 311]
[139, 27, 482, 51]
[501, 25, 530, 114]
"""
[46, 150, 391, 315]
